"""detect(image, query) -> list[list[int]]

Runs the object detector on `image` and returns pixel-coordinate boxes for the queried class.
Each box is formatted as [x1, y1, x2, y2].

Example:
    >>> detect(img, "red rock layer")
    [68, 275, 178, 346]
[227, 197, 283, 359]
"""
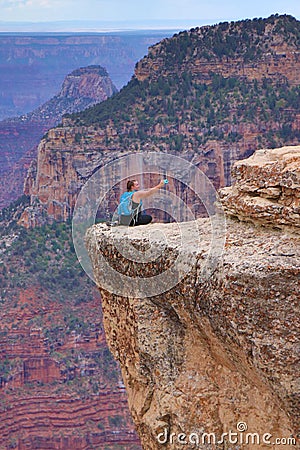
[0, 285, 141, 449]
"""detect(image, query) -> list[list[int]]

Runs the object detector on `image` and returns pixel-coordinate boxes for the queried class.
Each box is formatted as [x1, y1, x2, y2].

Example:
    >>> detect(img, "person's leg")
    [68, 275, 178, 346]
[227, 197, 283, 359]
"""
[119, 215, 132, 226]
[135, 213, 152, 225]
[120, 213, 152, 226]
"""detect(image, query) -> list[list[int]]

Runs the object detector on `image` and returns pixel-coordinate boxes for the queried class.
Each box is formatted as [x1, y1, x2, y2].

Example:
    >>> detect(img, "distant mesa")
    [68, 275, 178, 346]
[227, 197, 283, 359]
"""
[0, 65, 117, 210]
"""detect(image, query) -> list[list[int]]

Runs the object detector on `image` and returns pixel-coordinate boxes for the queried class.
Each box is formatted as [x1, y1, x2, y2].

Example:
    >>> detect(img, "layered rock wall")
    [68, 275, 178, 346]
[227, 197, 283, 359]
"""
[135, 46, 300, 86]
[0, 284, 141, 449]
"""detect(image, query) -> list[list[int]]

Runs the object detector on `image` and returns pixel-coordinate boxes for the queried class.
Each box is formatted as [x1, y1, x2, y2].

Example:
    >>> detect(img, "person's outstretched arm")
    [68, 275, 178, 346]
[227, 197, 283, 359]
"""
[132, 180, 165, 202]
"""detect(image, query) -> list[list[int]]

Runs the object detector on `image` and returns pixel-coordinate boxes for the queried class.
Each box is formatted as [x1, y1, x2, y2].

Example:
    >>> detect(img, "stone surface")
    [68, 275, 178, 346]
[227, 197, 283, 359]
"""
[86, 218, 299, 449]
[219, 145, 300, 231]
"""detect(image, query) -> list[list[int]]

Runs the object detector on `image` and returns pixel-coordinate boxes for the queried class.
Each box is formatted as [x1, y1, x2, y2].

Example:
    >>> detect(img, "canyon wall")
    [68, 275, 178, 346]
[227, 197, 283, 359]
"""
[86, 145, 299, 449]
[19, 15, 300, 227]
[0, 32, 170, 119]
[135, 22, 300, 86]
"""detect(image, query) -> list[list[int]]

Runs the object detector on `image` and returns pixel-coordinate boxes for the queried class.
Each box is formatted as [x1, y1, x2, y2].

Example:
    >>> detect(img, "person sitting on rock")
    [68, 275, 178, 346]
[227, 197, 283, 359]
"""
[118, 179, 165, 226]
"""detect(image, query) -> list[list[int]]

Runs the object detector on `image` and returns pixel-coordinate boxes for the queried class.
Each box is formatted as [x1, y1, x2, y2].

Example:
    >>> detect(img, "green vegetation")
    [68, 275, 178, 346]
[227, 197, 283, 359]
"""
[0, 216, 120, 390]
[1, 217, 95, 303]
[64, 15, 300, 153]
[0, 221, 92, 300]
[108, 414, 124, 428]
[162, 14, 299, 63]
[0, 358, 22, 383]
[71, 65, 109, 78]
[0, 358, 12, 381]
[0, 195, 30, 227]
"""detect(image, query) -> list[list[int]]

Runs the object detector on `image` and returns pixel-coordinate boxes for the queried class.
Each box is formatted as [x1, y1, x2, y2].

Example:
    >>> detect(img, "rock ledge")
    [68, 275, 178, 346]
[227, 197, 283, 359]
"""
[86, 218, 299, 449]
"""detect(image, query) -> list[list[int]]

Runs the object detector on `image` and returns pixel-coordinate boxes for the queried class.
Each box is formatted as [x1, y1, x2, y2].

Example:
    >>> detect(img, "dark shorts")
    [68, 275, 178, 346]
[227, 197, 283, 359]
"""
[119, 212, 152, 226]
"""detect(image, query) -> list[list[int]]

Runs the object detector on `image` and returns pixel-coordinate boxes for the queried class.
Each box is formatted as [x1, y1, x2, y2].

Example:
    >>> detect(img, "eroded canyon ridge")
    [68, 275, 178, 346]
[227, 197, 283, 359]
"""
[0, 31, 171, 119]
[0, 65, 117, 209]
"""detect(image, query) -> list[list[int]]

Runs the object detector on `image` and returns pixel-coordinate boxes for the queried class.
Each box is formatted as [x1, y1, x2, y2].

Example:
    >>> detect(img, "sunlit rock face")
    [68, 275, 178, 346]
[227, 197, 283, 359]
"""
[219, 145, 300, 232]
[86, 218, 299, 449]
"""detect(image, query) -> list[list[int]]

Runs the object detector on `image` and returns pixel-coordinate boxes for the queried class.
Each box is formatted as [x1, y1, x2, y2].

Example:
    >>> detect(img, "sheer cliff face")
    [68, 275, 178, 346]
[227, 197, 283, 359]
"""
[86, 221, 299, 450]
[86, 146, 299, 449]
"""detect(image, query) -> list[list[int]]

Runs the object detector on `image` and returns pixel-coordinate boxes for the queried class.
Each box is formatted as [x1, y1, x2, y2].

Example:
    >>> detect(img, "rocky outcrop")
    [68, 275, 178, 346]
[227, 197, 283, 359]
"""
[58, 66, 117, 102]
[86, 220, 299, 449]
[0, 32, 171, 120]
[86, 146, 300, 449]
[0, 65, 117, 209]
[27, 65, 117, 123]
[219, 145, 300, 231]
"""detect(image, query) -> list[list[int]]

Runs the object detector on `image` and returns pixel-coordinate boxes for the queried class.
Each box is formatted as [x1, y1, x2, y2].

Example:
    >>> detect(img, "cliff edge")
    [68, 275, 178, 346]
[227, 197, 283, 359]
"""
[86, 147, 299, 449]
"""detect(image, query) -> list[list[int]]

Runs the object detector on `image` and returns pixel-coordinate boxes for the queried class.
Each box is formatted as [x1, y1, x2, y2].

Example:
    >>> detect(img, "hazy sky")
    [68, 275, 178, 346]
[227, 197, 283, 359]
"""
[0, 0, 299, 28]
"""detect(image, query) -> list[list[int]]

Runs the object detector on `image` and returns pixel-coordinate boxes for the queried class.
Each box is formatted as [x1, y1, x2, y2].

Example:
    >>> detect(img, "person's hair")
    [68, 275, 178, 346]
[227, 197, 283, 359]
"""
[127, 180, 137, 191]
